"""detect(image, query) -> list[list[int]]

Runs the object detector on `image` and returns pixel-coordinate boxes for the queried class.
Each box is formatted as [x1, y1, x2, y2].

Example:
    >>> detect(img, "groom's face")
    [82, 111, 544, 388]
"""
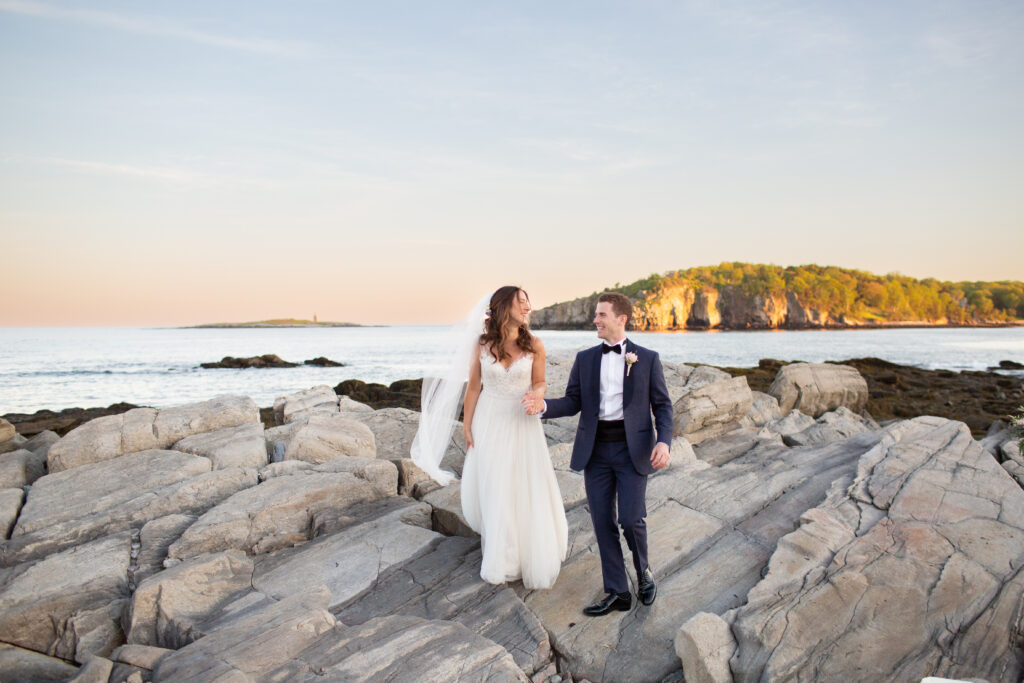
[593, 302, 626, 342]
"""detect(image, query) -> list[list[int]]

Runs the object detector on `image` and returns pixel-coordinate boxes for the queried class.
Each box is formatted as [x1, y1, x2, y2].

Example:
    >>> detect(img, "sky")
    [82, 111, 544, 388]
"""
[1, 0, 1022, 326]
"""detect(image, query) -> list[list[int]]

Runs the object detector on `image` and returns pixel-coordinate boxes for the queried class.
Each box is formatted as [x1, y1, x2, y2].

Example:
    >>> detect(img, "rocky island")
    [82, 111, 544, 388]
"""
[0, 353, 1022, 682]
[531, 263, 1024, 330]
[184, 318, 362, 328]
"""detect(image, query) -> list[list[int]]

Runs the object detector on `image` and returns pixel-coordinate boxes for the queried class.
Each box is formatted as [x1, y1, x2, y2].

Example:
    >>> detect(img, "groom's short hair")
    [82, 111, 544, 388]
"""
[598, 292, 633, 325]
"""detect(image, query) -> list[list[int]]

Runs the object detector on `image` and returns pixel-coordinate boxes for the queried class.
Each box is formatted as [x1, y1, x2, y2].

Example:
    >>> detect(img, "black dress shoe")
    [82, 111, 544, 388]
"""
[583, 591, 632, 616]
[638, 569, 657, 606]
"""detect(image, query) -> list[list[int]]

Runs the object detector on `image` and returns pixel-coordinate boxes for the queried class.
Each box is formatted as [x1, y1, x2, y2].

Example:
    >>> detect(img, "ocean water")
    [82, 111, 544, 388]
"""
[1, 325, 1023, 414]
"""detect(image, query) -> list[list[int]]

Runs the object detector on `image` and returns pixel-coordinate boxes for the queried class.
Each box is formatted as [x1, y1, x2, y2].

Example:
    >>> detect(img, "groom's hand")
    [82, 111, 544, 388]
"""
[522, 391, 543, 415]
[650, 442, 670, 469]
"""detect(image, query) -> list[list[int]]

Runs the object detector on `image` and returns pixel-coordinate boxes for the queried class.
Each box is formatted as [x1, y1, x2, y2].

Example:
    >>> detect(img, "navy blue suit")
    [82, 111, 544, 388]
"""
[544, 339, 674, 594]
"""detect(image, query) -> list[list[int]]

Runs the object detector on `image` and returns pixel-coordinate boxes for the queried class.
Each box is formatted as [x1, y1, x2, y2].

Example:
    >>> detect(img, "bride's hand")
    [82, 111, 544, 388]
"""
[463, 424, 474, 448]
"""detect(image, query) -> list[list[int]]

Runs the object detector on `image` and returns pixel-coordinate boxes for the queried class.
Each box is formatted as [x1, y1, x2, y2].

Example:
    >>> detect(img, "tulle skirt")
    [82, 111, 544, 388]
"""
[461, 390, 568, 590]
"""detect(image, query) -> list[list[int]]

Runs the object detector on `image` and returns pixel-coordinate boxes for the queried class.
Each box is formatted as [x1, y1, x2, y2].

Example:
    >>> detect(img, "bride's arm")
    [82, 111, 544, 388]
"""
[462, 345, 483, 447]
[526, 338, 547, 410]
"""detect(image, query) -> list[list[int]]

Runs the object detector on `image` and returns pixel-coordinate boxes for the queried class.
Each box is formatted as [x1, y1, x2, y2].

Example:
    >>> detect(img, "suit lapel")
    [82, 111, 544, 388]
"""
[622, 339, 636, 411]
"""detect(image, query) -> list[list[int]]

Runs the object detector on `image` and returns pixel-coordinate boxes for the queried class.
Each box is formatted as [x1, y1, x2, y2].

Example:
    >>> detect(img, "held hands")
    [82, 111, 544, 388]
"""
[650, 442, 670, 469]
[522, 390, 544, 415]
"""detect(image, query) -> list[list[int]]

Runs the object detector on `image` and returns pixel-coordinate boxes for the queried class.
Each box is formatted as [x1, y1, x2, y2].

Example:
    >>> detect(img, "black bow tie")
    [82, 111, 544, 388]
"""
[601, 343, 622, 354]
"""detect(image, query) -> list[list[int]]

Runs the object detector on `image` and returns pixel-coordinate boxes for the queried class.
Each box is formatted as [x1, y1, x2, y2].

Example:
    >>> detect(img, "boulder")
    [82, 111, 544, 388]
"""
[339, 395, 374, 414]
[724, 416, 1024, 682]
[0, 487, 25, 539]
[675, 611, 736, 683]
[265, 615, 529, 682]
[0, 417, 15, 443]
[336, 536, 551, 675]
[763, 409, 816, 436]
[251, 499, 440, 611]
[4, 451, 256, 565]
[273, 385, 339, 424]
[259, 456, 398, 497]
[151, 587, 336, 682]
[0, 642, 78, 681]
[741, 391, 783, 428]
[0, 432, 27, 455]
[0, 533, 131, 663]
[767, 362, 868, 417]
[347, 407, 467, 473]
[22, 429, 60, 458]
[0, 448, 45, 488]
[167, 470, 391, 560]
[172, 422, 267, 469]
[270, 413, 376, 463]
[782, 406, 878, 447]
[674, 375, 754, 443]
[47, 395, 259, 472]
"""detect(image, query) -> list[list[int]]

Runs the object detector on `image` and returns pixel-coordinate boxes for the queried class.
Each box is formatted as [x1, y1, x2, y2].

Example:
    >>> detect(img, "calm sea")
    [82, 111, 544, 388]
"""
[2, 326, 1023, 414]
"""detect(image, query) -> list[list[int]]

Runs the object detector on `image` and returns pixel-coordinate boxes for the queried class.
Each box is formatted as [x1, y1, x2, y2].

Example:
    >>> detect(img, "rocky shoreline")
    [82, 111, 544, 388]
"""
[0, 353, 1022, 681]
[5, 359, 1021, 440]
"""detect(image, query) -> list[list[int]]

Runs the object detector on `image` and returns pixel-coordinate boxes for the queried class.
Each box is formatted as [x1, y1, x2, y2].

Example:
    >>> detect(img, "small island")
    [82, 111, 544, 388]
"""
[183, 317, 363, 328]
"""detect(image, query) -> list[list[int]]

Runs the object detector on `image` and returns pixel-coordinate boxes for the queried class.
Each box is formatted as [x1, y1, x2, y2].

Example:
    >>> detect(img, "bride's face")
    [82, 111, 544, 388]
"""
[509, 290, 532, 325]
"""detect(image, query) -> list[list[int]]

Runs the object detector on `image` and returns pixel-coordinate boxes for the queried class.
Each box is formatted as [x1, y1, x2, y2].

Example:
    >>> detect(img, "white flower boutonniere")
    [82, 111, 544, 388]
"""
[624, 351, 638, 376]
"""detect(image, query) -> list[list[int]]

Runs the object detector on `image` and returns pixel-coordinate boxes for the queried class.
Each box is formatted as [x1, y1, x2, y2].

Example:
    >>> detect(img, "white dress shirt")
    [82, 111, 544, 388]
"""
[599, 337, 627, 420]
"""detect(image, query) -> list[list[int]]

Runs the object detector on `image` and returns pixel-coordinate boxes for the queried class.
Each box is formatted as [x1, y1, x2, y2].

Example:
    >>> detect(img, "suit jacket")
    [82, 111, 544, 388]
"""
[544, 339, 673, 475]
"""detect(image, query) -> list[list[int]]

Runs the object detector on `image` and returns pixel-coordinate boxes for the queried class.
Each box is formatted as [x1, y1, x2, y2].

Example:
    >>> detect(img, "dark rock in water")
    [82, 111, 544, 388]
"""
[1, 402, 140, 438]
[303, 357, 344, 367]
[200, 355, 298, 369]
[719, 357, 1024, 437]
[335, 379, 422, 411]
[992, 359, 1024, 370]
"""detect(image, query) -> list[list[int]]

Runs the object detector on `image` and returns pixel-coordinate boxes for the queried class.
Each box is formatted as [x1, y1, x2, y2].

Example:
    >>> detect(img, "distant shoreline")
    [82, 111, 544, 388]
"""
[181, 319, 370, 329]
[534, 320, 1024, 332]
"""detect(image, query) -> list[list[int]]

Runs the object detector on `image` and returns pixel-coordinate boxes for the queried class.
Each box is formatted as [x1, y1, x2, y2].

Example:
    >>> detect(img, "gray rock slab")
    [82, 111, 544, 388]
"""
[127, 549, 255, 648]
[152, 586, 337, 682]
[66, 655, 113, 683]
[259, 456, 398, 498]
[3, 453, 257, 565]
[0, 432, 27, 455]
[728, 416, 1024, 682]
[692, 429, 785, 466]
[768, 362, 868, 417]
[522, 426, 888, 682]
[0, 533, 131, 663]
[265, 614, 529, 682]
[109, 643, 173, 670]
[48, 395, 259, 472]
[336, 535, 551, 675]
[251, 499, 442, 611]
[173, 421, 267, 469]
[0, 642, 78, 682]
[167, 470, 389, 560]
[274, 413, 377, 463]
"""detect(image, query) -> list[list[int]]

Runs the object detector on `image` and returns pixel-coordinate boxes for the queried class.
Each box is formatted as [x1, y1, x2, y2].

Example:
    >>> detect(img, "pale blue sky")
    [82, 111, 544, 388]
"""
[2, 0, 1022, 325]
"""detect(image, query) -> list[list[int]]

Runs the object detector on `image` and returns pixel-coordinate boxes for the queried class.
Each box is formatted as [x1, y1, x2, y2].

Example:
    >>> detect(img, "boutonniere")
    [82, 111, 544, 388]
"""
[624, 351, 638, 376]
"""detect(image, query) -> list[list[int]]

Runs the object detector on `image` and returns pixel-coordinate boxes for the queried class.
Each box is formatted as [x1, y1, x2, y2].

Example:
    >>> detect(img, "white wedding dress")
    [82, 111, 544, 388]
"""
[460, 349, 568, 589]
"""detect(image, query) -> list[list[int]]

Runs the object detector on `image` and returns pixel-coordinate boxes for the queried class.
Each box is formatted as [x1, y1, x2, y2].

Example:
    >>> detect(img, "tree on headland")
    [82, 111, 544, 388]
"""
[605, 263, 1024, 323]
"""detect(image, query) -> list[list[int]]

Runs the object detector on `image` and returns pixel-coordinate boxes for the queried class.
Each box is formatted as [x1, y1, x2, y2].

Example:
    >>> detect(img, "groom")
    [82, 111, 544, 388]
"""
[525, 292, 673, 615]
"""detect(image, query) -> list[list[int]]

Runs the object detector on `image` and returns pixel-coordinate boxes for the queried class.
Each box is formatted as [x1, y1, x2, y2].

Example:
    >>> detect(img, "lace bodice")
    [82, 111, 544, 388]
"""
[480, 349, 534, 398]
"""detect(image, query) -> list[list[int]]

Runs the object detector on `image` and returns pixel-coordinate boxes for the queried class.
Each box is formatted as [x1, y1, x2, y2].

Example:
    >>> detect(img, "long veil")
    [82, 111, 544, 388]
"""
[410, 291, 492, 485]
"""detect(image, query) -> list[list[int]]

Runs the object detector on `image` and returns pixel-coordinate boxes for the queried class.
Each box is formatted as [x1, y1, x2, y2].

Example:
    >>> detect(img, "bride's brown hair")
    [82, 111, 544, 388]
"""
[480, 286, 536, 363]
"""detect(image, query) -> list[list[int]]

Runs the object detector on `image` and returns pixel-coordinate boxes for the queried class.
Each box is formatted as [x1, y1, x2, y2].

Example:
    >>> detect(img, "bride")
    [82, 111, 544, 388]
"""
[411, 286, 568, 590]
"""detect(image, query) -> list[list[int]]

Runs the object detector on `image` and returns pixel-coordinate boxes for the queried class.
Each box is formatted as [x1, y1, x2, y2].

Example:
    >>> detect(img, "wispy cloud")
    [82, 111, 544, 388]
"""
[23, 156, 277, 189]
[0, 0, 312, 56]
